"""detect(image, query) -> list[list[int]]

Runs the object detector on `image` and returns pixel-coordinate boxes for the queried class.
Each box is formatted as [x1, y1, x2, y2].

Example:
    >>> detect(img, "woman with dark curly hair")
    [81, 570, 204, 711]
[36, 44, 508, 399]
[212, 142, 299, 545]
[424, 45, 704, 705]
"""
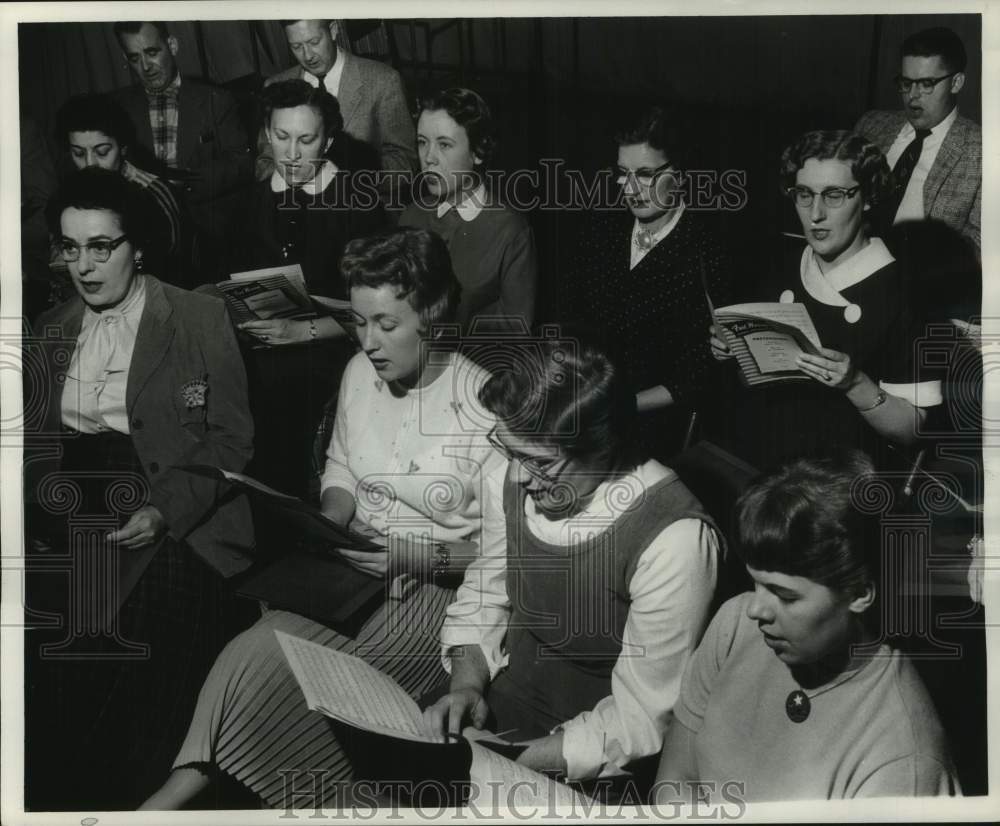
[400, 87, 537, 334]
[708, 130, 942, 469]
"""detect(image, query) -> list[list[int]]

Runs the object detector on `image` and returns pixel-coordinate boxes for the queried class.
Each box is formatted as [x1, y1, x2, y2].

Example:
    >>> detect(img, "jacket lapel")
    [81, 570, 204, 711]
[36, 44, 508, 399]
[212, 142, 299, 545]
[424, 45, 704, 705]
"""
[123, 86, 155, 156]
[39, 298, 85, 434]
[127, 278, 175, 414]
[923, 117, 964, 213]
[336, 52, 363, 128]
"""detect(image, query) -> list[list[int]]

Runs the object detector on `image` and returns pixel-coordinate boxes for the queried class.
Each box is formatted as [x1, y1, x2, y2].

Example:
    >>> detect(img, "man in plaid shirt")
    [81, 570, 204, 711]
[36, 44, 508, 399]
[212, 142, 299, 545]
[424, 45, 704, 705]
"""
[112, 21, 251, 253]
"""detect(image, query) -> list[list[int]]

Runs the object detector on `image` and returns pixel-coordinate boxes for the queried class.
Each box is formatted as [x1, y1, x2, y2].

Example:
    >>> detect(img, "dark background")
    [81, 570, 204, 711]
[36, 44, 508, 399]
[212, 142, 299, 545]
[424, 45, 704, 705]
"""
[18, 14, 982, 318]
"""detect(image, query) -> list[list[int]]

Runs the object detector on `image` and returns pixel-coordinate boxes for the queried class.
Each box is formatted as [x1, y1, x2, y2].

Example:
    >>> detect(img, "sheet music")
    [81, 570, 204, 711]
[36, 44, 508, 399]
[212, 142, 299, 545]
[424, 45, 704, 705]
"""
[467, 742, 589, 810]
[716, 302, 823, 349]
[276, 632, 426, 740]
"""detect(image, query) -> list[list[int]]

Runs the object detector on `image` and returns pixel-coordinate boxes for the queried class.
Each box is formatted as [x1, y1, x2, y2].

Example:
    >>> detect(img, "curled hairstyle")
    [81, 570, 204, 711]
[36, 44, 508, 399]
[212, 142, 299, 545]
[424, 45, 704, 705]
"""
[341, 228, 461, 332]
[779, 130, 891, 209]
[261, 79, 343, 139]
[55, 93, 136, 150]
[46, 167, 157, 251]
[614, 104, 689, 171]
[478, 335, 643, 469]
[418, 88, 496, 165]
[735, 451, 881, 598]
[902, 26, 967, 74]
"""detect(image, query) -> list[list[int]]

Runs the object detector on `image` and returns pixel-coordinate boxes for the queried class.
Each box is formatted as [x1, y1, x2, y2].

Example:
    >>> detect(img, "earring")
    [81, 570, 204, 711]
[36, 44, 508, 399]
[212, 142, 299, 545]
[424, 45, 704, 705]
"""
[133, 251, 144, 271]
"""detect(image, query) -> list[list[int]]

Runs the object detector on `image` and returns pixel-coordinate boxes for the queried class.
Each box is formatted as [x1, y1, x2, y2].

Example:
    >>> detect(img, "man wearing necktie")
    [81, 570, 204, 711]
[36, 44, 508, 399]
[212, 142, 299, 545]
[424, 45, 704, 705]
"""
[257, 19, 417, 206]
[854, 27, 980, 258]
[111, 21, 252, 256]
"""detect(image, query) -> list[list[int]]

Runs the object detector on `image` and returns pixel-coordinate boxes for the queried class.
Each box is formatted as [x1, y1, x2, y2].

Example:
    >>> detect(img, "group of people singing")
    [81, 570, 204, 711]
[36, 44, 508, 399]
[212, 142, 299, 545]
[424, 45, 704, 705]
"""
[21, 19, 980, 812]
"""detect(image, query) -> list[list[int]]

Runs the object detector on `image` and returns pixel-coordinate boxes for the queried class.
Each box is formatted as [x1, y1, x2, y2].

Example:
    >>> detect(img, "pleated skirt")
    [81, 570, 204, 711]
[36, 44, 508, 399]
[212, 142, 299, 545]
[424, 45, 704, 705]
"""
[172, 582, 455, 809]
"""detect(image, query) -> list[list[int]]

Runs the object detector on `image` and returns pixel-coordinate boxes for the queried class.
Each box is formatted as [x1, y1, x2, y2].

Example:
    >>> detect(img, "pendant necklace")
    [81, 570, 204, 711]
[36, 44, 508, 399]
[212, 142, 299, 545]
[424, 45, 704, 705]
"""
[785, 662, 868, 723]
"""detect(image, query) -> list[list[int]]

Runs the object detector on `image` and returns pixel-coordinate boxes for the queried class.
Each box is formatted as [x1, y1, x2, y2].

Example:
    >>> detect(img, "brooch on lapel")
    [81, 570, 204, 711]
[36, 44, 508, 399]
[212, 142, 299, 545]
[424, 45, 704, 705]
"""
[180, 378, 209, 409]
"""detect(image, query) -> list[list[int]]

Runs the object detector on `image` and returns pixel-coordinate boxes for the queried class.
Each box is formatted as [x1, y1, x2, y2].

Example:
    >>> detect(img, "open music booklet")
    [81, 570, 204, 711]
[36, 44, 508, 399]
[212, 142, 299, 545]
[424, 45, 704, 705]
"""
[712, 302, 823, 387]
[216, 264, 357, 328]
[276, 632, 589, 810]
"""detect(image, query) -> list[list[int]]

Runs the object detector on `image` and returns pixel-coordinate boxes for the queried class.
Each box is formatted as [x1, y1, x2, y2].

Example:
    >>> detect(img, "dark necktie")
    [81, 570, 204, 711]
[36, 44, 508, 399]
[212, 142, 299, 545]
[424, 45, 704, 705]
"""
[315, 72, 327, 90]
[888, 128, 931, 217]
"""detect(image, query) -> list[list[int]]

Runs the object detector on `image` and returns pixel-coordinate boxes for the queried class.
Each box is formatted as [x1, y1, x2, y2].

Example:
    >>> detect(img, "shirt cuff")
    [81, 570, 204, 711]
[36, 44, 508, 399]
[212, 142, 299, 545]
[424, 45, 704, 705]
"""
[880, 379, 943, 408]
[438, 638, 509, 681]
[559, 718, 607, 782]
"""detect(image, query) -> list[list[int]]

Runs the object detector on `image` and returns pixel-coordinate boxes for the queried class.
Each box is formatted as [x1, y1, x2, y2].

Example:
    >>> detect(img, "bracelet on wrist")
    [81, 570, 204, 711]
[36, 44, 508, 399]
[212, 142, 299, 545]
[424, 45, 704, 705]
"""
[309, 319, 318, 341]
[856, 388, 887, 412]
[431, 544, 451, 580]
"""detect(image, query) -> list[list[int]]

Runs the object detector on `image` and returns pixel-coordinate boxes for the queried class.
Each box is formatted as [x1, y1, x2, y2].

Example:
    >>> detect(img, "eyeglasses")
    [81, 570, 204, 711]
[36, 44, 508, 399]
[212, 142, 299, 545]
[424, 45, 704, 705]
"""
[615, 162, 673, 187]
[785, 185, 861, 209]
[894, 73, 957, 95]
[486, 427, 568, 484]
[58, 235, 129, 263]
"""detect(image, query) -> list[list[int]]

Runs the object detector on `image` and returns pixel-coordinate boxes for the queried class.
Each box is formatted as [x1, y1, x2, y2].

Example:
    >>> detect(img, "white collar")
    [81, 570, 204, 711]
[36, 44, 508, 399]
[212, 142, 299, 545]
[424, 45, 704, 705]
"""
[436, 183, 487, 221]
[800, 237, 894, 306]
[270, 159, 338, 195]
[899, 105, 959, 141]
[305, 48, 346, 93]
[632, 202, 685, 246]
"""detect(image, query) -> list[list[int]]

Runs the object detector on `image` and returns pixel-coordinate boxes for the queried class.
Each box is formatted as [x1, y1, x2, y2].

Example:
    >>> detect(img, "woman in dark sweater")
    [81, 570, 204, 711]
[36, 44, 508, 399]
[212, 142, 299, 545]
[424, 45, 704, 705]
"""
[232, 80, 384, 498]
[566, 105, 732, 460]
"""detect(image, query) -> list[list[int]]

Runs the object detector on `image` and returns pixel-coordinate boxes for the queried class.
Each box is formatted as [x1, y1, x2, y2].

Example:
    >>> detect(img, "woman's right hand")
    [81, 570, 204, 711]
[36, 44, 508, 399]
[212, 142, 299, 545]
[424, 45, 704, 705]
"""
[709, 324, 734, 361]
[422, 688, 490, 742]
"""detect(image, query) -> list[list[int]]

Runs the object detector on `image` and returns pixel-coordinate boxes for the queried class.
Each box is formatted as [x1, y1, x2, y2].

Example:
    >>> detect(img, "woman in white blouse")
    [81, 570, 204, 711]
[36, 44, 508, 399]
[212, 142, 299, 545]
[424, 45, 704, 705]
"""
[142, 227, 506, 810]
[25, 167, 255, 810]
[423, 336, 721, 796]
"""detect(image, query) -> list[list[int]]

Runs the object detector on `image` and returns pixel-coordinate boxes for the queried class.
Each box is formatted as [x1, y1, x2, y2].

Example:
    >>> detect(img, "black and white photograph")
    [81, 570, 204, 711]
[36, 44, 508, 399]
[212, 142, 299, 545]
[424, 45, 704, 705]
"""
[1, 1, 996, 822]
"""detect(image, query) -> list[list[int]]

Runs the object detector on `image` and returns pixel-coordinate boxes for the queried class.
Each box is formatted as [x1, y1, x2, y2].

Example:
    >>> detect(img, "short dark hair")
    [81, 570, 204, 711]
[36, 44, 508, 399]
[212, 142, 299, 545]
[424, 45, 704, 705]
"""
[902, 26, 968, 74]
[113, 21, 169, 42]
[54, 94, 136, 150]
[45, 167, 156, 250]
[418, 88, 496, 165]
[261, 79, 343, 139]
[478, 334, 642, 468]
[614, 104, 688, 171]
[279, 19, 333, 29]
[779, 130, 891, 208]
[341, 228, 461, 332]
[735, 451, 880, 598]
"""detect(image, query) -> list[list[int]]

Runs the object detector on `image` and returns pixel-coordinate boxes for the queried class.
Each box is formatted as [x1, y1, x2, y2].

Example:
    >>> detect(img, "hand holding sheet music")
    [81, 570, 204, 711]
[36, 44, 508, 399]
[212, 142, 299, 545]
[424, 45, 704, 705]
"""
[276, 632, 590, 810]
[711, 302, 824, 387]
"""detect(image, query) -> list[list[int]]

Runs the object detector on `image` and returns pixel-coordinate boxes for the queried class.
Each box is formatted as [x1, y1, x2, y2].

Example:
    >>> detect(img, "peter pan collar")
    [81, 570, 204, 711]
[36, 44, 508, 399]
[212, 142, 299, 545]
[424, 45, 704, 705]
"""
[799, 237, 894, 305]
[270, 159, 338, 195]
[437, 183, 487, 221]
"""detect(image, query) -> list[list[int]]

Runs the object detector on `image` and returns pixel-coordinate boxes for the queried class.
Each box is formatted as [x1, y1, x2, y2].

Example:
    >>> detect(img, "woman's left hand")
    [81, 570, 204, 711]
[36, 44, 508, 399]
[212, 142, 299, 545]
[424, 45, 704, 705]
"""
[237, 318, 310, 347]
[796, 347, 857, 391]
[337, 547, 389, 577]
[107, 505, 167, 549]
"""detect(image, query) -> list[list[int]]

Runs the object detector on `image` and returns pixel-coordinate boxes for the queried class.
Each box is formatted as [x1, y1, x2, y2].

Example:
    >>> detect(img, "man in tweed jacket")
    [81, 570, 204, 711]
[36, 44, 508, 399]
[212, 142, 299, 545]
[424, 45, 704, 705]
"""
[855, 27, 980, 257]
[256, 19, 417, 190]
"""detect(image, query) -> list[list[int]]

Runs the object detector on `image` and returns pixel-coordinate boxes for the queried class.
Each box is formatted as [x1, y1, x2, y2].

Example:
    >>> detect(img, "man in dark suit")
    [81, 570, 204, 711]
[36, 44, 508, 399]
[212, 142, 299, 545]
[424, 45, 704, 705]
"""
[855, 27, 980, 258]
[111, 21, 252, 253]
[256, 19, 416, 200]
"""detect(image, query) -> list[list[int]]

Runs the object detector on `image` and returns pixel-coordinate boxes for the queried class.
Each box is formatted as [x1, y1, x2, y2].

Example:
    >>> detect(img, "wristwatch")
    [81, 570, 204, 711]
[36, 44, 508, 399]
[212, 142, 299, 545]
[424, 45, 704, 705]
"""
[432, 545, 450, 580]
[857, 388, 887, 412]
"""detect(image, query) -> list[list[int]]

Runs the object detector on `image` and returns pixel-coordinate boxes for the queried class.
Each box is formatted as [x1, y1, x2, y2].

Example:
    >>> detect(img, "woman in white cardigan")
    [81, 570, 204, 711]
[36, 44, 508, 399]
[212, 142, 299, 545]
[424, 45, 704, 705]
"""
[142, 228, 506, 810]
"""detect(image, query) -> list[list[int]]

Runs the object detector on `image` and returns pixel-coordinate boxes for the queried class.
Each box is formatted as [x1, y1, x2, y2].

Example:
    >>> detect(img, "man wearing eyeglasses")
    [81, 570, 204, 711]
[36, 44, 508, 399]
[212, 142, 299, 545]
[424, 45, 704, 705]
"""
[855, 27, 980, 257]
